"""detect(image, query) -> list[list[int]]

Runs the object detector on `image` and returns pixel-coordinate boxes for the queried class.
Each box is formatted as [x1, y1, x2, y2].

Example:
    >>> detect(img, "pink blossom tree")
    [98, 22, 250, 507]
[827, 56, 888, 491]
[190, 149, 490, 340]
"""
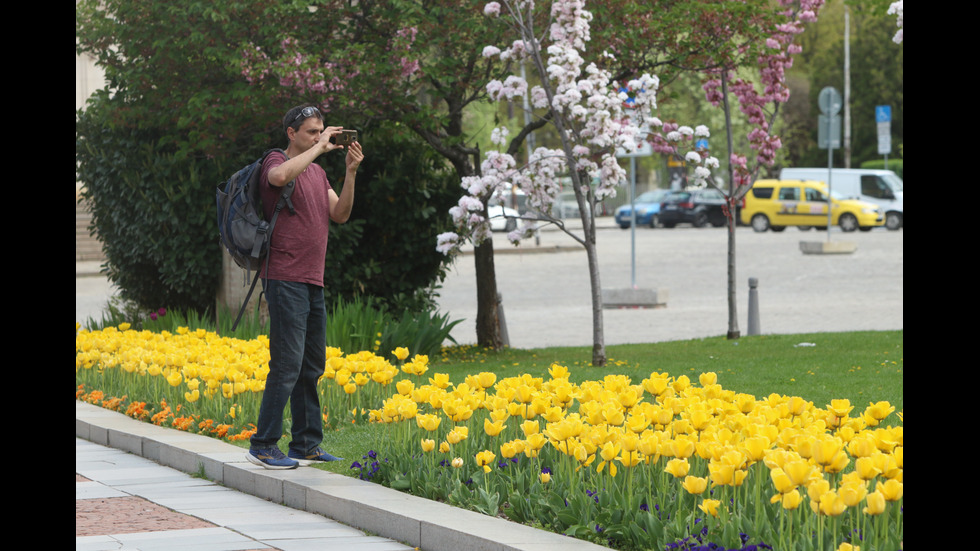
[646, 0, 825, 339]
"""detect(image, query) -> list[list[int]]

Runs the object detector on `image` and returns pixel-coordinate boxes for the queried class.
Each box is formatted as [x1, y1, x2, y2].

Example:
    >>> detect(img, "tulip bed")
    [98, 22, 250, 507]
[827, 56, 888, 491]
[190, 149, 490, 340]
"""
[76, 323, 902, 551]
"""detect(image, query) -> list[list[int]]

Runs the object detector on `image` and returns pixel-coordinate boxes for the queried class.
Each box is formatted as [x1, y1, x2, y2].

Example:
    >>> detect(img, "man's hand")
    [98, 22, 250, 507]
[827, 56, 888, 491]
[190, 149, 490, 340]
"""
[319, 126, 347, 154]
[346, 141, 364, 172]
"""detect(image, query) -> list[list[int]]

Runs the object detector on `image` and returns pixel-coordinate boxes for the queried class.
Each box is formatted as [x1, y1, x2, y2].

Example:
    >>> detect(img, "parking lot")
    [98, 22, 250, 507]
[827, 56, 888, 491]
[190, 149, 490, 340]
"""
[437, 221, 903, 349]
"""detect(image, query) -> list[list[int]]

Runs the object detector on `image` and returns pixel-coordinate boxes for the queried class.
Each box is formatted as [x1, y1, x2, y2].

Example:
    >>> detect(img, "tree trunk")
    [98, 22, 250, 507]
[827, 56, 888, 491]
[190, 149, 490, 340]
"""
[584, 224, 606, 366]
[721, 72, 740, 340]
[473, 240, 502, 349]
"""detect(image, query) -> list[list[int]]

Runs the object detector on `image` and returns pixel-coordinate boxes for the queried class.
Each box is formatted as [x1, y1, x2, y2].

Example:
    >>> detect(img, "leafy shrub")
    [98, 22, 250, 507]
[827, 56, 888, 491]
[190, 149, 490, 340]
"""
[76, 100, 225, 314]
[325, 296, 461, 358]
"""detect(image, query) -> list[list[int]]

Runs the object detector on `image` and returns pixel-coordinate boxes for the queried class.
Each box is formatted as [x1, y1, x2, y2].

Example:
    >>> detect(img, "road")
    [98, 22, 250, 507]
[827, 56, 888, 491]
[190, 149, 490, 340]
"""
[436, 222, 903, 349]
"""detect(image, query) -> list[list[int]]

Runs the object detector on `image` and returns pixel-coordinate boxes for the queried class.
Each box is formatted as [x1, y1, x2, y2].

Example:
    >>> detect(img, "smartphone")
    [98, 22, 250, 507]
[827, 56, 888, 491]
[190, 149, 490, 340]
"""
[331, 130, 358, 146]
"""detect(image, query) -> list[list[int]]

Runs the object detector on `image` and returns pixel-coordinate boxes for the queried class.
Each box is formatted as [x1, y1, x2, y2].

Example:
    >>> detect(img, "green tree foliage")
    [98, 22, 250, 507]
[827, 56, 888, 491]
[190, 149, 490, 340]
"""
[76, 101, 220, 313]
[76, 0, 459, 315]
[786, 0, 903, 168]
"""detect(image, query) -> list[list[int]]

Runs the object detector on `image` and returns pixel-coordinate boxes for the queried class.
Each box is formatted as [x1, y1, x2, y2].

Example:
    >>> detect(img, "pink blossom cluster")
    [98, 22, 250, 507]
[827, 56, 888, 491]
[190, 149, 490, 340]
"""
[240, 27, 421, 111]
[240, 38, 353, 109]
[697, 0, 824, 178]
[393, 27, 422, 79]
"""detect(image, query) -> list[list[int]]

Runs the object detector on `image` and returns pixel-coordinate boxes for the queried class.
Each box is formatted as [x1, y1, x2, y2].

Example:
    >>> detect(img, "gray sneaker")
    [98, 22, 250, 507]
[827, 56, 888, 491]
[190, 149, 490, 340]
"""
[288, 447, 343, 466]
[247, 447, 299, 470]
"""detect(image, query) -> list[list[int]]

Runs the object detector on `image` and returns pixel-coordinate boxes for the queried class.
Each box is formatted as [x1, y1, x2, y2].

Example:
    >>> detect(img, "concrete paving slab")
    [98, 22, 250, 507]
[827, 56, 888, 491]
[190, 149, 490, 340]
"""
[77, 402, 612, 551]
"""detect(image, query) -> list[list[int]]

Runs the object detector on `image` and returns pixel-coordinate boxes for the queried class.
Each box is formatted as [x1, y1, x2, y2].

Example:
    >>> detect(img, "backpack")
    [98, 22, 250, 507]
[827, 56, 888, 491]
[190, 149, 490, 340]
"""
[216, 148, 296, 330]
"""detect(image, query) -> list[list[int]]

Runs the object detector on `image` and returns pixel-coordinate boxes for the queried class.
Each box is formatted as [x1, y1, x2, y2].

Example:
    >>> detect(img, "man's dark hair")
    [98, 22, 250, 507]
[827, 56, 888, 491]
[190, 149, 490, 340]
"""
[283, 104, 324, 136]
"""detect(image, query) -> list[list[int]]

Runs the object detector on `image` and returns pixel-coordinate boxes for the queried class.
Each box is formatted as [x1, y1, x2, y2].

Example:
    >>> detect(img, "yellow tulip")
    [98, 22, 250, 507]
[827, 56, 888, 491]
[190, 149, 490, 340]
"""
[429, 373, 450, 389]
[682, 476, 708, 495]
[770, 468, 796, 494]
[878, 478, 903, 501]
[671, 437, 696, 459]
[688, 408, 713, 432]
[839, 480, 869, 508]
[620, 432, 640, 453]
[807, 478, 831, 504]
[853, 456, 881, 481]
[521, 419, 540, 437]
[665, 458, 690, 478]
[484, 418, 506, 437]
[500, 439, 525, 458]
[741, 436, 770, 462]
[817, 490, 847, 516]
[539, 471, 551, 484]
[477, 371, 497, 389]
[734, 393, 756, 414]
[597, 441, 622, 477]
[699, 498, 721, 518]
[813, 436, 843, 467]
[697, 371, 717, 387]
[864, 401, 895, 422]
[439, 442, 451, 454]
[393, 347, 410, 361]
[548, 363, 570, 380]
[184, 390, 199, 403]
[784, 459, 816, 486]
[863, 490, 886, 515]
[618, 450, 641, 468]
[420, 439, 435, 453]
[524, 433, 547, 456]
[778, 489, 803, 510]
[446, 428, 467, 444]
[166, 371, 182, 387]
[451, 457, 464, 469]
[828, 399, 854, 418]
[475, 450, 495, 473]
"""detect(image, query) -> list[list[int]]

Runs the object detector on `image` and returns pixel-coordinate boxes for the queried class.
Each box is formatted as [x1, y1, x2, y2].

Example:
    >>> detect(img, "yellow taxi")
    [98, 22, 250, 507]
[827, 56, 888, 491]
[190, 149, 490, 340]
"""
[741, 179, 884, 232]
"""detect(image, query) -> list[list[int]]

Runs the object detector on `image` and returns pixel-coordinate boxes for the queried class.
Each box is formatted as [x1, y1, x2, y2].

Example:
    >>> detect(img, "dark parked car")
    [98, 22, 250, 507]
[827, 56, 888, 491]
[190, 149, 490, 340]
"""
[659, 188, 728, 228]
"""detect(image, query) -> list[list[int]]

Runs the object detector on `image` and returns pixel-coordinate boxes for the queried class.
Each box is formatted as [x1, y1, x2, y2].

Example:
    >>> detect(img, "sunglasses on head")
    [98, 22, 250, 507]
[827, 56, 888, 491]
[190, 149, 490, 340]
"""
[291, 106, 322, 125]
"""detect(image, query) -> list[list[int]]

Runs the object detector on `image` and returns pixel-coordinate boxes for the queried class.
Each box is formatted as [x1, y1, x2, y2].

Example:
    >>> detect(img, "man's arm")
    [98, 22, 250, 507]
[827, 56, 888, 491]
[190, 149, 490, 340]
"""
[267, 126, 345, 188]
[329, 141, 364, 224]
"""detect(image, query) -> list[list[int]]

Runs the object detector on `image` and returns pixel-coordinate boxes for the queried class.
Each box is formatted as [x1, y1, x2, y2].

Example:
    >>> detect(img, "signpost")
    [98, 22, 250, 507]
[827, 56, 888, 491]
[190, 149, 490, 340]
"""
[799, 86, 856, 254]
[604, 90, 667, 308]
[876, 105, 892, 169]
[819, 87, 842, 240]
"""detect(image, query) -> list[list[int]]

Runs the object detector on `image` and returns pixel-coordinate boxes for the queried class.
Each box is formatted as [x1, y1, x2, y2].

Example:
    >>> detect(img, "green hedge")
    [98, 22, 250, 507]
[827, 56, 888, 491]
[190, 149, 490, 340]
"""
[77, 98, 459, 317]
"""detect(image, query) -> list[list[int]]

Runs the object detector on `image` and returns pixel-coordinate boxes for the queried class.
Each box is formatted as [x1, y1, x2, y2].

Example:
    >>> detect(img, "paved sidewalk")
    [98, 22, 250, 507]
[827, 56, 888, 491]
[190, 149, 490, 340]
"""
[76, 402, 609, 551]
[77, 437, 410, 551]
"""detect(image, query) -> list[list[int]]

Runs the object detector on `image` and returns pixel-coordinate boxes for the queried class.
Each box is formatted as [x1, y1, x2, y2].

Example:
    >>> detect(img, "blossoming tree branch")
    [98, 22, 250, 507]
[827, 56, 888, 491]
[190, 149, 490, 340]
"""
[436, 0, 712, 366]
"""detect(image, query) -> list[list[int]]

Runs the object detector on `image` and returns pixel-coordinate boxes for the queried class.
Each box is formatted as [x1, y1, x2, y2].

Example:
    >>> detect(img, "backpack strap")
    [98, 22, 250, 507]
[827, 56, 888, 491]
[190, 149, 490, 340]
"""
[231, 150, 297, 331]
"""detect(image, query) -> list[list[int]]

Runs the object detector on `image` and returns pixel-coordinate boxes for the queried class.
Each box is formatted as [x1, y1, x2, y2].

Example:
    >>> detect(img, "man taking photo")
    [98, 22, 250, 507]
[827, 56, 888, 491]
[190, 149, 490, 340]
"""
[247, 104, 364, 469]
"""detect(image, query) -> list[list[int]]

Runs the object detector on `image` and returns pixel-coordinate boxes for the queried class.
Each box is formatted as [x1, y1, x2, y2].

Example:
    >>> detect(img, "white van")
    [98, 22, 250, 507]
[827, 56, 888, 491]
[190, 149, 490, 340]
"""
[779, 168, 903, 230]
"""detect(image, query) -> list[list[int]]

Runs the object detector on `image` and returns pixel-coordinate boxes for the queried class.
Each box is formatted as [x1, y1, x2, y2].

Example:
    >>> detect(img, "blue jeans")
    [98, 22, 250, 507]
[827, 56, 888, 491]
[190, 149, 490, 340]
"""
[250, 279, 326, 454]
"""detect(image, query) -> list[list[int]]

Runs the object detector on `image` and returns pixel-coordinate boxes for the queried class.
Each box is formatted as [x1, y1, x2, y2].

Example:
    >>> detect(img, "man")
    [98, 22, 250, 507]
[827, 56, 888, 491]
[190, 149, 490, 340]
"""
[246, 104, 364, 470]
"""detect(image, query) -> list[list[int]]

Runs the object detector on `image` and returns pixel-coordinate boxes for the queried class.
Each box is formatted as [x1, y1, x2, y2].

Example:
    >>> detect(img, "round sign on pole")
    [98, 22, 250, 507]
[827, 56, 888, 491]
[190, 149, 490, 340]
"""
[819, 87, 842, 116]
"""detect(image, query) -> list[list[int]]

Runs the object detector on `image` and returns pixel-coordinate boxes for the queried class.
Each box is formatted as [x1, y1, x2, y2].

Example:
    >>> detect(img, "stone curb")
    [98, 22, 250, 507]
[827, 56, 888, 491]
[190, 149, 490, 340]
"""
[76, 401, 609, 551]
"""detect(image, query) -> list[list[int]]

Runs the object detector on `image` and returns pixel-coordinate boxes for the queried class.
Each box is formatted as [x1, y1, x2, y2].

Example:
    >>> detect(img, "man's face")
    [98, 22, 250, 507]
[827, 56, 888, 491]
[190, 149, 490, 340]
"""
[290, 116, 325, 152]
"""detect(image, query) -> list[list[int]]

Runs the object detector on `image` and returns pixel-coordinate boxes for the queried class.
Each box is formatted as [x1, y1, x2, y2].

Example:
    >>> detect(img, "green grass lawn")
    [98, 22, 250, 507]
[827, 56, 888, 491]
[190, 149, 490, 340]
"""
[314, 330, 902, 474]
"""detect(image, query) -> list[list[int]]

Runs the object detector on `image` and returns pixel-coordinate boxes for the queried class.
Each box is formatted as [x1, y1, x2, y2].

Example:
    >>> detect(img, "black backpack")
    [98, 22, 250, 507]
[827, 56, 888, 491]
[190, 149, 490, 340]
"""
[216, 149, 295, 330]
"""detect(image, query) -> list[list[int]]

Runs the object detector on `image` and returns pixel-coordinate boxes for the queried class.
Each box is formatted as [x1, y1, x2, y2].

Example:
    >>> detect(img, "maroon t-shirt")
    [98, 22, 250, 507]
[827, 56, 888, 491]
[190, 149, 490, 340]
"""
[258, 151, 332, 286]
